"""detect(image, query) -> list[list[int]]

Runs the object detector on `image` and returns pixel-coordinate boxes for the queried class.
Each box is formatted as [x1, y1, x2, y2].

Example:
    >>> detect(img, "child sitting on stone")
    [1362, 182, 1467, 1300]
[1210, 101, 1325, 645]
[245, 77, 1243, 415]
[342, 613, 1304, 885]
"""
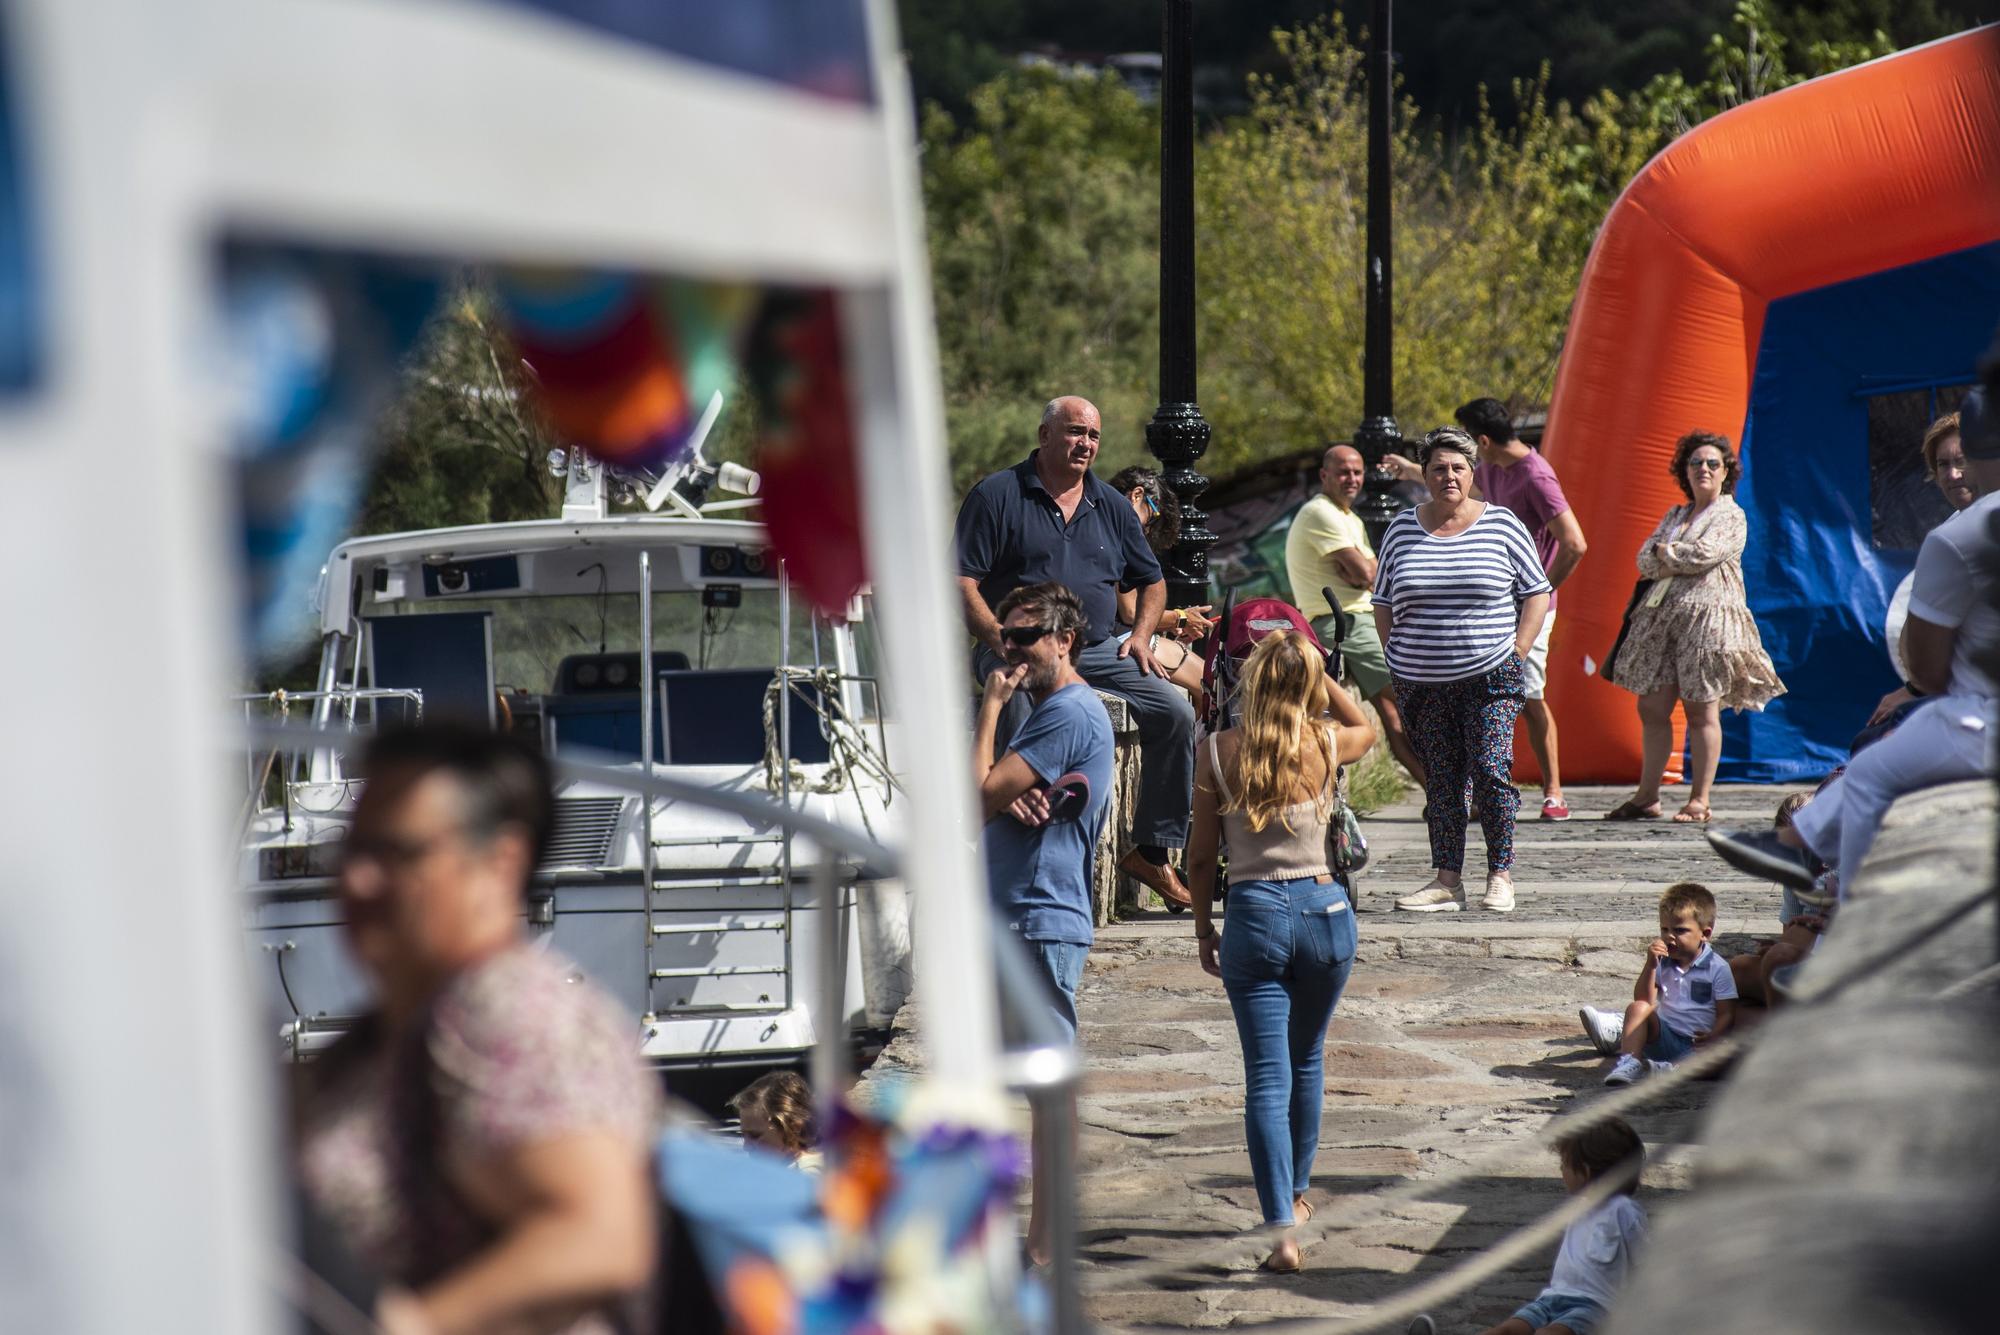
[1471, 1118, 1648, 1335]
[1579, 882, 1737, 1085]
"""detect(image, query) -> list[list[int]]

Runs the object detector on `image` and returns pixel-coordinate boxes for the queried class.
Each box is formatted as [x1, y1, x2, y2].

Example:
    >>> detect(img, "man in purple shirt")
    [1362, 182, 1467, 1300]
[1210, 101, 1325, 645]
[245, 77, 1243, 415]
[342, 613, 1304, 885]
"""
[1386, 399, 1588, 819]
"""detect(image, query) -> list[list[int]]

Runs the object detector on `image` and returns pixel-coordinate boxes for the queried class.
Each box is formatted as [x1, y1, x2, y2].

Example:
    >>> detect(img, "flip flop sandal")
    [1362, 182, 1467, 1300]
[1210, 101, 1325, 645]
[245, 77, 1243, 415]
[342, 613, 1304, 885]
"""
[1043, 771, 1092, 824]
[1672, 803, 1711, 824]
[1604, 800, 1662, 821]
[1258, 1243, 1305, 1274]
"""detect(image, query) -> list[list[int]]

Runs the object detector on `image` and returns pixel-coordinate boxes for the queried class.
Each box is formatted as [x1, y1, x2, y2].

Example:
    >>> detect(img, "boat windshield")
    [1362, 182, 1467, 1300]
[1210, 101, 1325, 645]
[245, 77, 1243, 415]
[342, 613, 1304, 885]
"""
[366, 587, 836, 693]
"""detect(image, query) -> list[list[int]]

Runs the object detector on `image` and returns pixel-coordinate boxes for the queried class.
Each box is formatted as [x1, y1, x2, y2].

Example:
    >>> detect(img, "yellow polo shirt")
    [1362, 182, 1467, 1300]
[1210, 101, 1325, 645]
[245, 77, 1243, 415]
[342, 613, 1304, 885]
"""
[1284, 493, 1374, 619]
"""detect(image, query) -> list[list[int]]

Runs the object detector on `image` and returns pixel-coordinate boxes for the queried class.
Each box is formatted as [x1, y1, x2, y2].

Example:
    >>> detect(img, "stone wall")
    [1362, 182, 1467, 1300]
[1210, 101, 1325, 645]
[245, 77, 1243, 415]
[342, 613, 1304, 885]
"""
[1091, 691, 1146, 924]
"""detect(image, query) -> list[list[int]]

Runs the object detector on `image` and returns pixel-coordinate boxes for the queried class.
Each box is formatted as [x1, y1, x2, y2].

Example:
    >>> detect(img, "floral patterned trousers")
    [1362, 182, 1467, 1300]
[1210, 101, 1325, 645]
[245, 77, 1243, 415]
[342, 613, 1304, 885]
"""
[1395, 655, 1527, 874]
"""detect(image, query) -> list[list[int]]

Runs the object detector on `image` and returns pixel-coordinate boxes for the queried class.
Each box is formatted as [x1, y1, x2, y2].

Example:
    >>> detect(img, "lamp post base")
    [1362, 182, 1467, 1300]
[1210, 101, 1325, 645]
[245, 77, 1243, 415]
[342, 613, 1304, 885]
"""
[1352, 413, 1409, 546]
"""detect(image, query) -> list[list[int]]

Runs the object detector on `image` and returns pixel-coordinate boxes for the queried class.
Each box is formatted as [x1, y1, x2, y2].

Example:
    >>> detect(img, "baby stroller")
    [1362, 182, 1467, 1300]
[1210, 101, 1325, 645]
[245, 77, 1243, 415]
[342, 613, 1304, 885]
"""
[1199, 591, 1350, 732]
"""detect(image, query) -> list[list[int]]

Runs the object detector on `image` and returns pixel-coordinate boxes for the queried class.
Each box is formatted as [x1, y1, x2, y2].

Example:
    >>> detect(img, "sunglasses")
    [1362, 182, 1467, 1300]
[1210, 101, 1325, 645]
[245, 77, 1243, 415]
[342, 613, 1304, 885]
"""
[1688, 457, 1726, 472]
[1002, 625, 1056, 647]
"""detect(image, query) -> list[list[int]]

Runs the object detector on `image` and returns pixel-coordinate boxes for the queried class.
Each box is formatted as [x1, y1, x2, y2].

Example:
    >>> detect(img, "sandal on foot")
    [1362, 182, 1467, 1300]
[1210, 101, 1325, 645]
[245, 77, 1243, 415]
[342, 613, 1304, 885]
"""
[1604, 799, 1662, 822]
[1258, 1240, 1304, 1273]
[1673, 802, 1711, 824]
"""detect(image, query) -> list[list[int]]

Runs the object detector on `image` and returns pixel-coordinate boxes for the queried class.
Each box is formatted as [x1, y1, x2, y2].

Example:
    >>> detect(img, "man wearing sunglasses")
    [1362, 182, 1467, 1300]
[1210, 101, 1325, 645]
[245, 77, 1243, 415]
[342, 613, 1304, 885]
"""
[970, 581, 1114, 1266]
[955, 395, 1198, 908]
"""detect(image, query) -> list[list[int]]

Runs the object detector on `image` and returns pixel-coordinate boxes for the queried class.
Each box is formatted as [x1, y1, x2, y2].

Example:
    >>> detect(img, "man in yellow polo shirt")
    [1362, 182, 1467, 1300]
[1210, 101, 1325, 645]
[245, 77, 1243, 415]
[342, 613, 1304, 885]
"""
[1283, 444, 1425, 783]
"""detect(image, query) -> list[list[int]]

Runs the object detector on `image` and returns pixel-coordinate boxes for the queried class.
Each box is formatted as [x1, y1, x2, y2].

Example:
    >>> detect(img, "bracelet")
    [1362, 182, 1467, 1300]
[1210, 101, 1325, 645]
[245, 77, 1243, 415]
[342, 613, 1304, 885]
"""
[1195, 924, 1215, 941]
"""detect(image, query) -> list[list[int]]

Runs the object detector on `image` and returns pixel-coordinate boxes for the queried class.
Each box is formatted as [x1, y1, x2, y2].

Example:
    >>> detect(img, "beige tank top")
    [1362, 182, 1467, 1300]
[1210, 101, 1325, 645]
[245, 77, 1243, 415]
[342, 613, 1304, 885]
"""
[1208, 726, 1335, 885]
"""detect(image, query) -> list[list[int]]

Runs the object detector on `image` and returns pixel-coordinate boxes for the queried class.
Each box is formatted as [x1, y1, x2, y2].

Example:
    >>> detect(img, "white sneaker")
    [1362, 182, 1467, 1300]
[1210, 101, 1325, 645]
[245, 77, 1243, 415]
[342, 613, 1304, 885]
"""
[1646, 1059, 1677, 1077]
[1480, 873, 1515, 913]
[1579, 1007, 1623, 1055]
[1603, 1053, 1646, 1086]
[1395, 879, 1465, 913]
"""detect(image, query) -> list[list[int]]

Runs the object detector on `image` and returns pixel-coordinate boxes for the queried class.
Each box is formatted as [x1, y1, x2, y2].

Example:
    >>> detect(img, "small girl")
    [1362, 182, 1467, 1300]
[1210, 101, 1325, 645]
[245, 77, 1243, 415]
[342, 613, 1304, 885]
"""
[728, 1071, 822, 1173]
[1478, 1119, 1647, 1335]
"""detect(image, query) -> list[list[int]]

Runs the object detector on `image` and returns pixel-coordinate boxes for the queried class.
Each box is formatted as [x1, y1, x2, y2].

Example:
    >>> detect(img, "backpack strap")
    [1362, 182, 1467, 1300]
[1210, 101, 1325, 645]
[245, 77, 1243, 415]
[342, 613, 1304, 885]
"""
[1206, 731, 1233, 805]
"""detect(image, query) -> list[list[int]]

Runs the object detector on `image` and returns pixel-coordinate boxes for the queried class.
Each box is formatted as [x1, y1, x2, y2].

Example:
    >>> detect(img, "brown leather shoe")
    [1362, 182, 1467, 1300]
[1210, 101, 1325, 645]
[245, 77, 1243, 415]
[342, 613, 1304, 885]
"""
[1119, 850, 1193, 907]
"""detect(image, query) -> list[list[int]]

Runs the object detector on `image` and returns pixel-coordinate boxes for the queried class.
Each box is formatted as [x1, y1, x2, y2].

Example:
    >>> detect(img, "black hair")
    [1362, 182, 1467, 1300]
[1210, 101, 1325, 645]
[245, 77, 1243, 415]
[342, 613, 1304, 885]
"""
[1555, 1117, 1645, 1195]
[995, 582, 1088, 665]
[357, 724, 557, 880]
[1454, 397, 1515, 445]
[1110, 465, 1181, 552]
[1669, 430, 1741, 500]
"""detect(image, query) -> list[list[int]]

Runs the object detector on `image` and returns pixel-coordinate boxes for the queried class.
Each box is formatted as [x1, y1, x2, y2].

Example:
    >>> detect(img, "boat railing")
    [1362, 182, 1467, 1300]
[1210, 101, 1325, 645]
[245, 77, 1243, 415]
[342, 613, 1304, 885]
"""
[234, 687, 423, 821]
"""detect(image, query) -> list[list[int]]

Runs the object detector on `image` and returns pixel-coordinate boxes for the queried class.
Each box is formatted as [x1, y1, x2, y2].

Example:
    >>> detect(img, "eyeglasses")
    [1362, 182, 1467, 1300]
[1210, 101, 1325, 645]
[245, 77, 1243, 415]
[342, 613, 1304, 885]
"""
[1002, 625, 1055, 648]
[1687, 457, 1726, 472]
[343, 826, 464, 872]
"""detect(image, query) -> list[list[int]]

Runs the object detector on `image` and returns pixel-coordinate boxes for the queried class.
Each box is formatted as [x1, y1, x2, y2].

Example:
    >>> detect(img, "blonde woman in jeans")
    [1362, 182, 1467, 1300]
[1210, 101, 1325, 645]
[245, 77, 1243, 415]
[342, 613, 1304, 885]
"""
[1187, 630, 1376, 1272]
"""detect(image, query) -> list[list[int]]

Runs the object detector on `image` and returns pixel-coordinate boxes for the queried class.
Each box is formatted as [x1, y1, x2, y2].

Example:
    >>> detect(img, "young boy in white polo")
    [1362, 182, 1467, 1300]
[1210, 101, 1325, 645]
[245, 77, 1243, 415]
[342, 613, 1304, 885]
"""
[1582, 882, 1737, 1085]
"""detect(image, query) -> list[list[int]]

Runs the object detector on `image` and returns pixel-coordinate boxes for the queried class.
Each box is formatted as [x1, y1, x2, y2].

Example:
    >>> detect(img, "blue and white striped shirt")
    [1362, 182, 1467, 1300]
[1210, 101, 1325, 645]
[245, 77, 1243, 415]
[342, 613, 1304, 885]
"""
[1374, 504, 1552, 684]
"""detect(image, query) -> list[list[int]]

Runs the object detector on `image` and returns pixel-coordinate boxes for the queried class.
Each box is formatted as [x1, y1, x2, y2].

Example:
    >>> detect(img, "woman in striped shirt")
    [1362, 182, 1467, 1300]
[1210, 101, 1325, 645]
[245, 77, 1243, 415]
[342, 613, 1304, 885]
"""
[1373, 427, 1552, 913]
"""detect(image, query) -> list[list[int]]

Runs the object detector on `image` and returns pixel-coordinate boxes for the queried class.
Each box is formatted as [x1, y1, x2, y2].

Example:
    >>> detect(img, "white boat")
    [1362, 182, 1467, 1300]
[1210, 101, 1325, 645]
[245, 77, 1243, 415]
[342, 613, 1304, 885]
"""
[238, 451, 912, 1069]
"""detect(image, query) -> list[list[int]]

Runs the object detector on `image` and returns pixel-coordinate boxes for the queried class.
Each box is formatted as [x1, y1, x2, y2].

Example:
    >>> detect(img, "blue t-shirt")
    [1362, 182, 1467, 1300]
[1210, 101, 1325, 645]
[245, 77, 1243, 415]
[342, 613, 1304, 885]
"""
[954, 453, 1164, 646]
[983, 682, 1115, 946]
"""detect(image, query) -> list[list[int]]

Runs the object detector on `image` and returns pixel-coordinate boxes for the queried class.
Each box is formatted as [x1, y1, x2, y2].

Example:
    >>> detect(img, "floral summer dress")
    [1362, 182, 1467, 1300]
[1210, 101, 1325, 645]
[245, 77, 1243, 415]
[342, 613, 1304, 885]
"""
[1610, 496, 1786, 711]
[298, 945, 659, 1333]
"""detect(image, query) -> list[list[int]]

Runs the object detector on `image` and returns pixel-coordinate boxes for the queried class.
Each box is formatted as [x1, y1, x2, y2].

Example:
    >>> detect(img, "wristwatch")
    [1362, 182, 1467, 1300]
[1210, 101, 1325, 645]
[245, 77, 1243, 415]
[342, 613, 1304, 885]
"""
[1195, 923, 1215, 941]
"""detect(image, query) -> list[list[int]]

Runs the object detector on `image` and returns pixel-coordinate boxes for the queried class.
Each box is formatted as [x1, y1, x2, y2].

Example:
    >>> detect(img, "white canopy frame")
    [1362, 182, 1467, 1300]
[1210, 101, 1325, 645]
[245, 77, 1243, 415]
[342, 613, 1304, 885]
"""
[0, 1, 998, 1329]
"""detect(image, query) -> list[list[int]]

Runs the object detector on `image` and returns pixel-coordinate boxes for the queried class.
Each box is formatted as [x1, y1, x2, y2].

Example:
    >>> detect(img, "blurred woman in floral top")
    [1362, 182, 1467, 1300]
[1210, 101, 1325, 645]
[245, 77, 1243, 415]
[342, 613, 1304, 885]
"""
[297, 727, 658, 1335]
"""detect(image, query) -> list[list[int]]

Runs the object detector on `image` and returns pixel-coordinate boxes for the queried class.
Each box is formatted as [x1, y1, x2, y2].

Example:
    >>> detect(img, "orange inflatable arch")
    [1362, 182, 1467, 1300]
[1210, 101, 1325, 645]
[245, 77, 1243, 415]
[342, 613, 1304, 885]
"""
[1538, 25, 2000, 785]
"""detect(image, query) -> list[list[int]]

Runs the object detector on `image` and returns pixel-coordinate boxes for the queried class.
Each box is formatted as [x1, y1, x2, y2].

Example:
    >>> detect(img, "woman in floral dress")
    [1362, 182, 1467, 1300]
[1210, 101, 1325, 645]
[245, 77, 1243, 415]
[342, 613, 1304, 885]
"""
[1606, 431, 1785, 823]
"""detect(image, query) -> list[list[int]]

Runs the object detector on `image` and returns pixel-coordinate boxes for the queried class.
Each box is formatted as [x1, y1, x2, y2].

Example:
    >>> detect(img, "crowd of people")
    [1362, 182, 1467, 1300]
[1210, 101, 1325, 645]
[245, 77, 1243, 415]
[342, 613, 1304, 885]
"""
[285, 383, 1994, 1330]
[957, 382, 1997, 1308]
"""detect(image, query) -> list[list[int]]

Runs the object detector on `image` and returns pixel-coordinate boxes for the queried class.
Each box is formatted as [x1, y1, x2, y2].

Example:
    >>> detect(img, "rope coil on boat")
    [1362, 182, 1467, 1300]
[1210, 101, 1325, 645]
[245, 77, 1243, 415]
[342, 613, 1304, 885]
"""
[759, 667, 900, 836]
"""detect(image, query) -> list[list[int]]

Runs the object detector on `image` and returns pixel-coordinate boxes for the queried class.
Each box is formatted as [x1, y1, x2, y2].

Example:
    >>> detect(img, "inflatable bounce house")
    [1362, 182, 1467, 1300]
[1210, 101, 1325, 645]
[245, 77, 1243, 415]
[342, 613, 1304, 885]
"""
[1545, 26, 2000, 784]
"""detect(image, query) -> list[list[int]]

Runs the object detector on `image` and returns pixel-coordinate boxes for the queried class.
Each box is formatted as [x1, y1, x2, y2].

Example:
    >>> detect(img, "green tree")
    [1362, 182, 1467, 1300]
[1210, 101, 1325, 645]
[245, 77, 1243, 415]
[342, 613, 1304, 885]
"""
[1193, 24, 1613, 471]
[920, 68, 1163, 491]
[360, 283, 561, 535]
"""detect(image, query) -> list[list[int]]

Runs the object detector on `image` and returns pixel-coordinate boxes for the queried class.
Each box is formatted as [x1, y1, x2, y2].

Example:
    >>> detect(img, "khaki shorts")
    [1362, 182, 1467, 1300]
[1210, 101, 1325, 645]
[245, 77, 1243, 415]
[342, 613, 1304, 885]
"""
[1313, 610, 1392, 701]
[1522, 610, 1555, 700]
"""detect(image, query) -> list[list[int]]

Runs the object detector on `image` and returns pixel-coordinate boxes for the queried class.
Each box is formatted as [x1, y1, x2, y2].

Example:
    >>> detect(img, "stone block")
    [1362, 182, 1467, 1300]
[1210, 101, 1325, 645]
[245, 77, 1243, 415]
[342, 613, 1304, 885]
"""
[1573, 948, 1636, 975]
[1490, 937, 1574, 962]
[1396, 936, 1490, 959]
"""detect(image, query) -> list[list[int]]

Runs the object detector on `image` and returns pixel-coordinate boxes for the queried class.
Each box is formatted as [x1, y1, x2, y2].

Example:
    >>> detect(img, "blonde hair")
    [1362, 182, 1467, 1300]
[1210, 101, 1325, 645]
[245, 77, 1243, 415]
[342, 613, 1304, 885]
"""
[1220, 631, 1334, 834]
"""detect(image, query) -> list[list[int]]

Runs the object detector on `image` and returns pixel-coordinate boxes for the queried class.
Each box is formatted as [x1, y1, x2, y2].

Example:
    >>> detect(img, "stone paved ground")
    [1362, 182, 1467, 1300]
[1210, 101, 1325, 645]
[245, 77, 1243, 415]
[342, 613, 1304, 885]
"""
[868, 781, 1803, 1331]
[1070, 782, 1797, 1331]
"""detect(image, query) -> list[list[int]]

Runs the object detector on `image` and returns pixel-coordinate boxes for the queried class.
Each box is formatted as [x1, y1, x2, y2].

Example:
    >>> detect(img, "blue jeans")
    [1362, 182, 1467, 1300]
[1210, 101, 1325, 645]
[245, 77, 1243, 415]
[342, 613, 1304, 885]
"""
[1220, 876, 1358, 1224]
[1025, 936, 1088, 1047]
[1643, 1022, 1695, 1063]
[1512, 1292, 1607, 1333]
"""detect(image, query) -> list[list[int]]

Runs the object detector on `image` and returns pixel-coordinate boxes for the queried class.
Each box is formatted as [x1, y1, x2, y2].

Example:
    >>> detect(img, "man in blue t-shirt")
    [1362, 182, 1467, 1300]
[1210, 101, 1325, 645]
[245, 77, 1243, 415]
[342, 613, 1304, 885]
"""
[971, 580, 1113, 1267]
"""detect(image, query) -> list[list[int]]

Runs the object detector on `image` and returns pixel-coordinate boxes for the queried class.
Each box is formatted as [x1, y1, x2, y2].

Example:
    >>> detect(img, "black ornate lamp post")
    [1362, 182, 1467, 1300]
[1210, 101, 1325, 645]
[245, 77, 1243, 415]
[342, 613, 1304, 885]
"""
[1351, 0, 1407, 542]
[1145, 0, 1216, 613]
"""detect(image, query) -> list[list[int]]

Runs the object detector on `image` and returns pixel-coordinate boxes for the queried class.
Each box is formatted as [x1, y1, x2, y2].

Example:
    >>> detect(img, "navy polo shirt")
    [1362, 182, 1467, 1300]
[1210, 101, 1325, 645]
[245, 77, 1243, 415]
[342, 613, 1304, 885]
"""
[954, 452, 1165, 645]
